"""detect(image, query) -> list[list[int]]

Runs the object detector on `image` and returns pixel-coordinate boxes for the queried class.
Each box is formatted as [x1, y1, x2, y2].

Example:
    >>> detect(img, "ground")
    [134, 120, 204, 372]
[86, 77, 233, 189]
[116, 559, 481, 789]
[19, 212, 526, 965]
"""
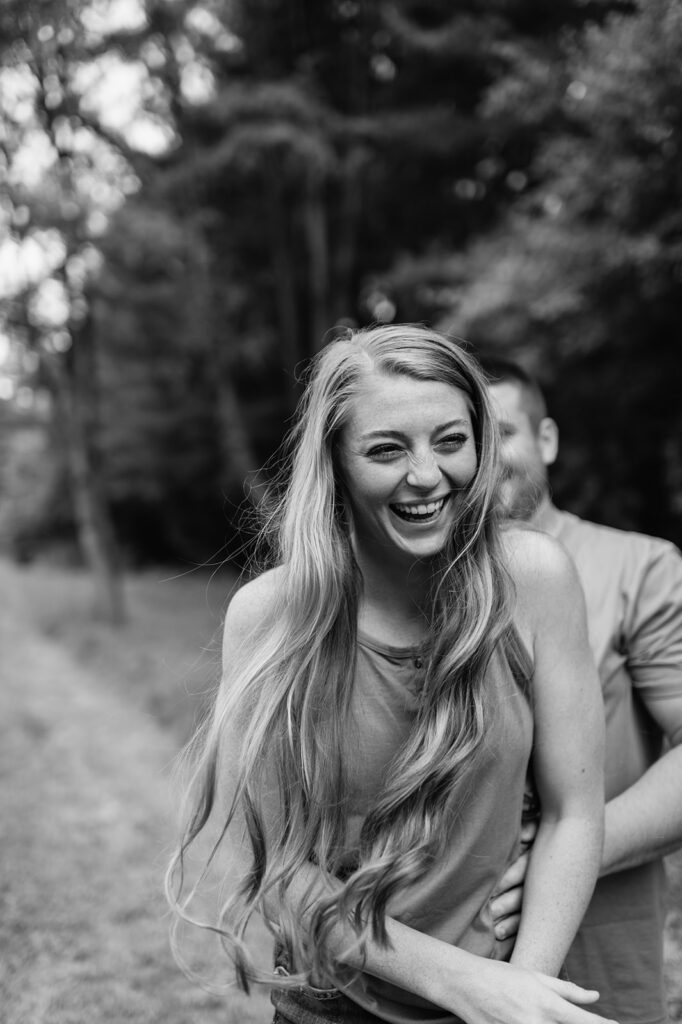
[0, 558, 273, 1024]
[0, 557, 681, 1023]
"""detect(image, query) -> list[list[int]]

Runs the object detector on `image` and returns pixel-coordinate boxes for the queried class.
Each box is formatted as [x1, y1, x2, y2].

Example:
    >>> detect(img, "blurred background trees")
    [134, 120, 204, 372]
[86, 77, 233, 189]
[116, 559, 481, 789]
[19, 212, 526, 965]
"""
[2, 0, 681, 601]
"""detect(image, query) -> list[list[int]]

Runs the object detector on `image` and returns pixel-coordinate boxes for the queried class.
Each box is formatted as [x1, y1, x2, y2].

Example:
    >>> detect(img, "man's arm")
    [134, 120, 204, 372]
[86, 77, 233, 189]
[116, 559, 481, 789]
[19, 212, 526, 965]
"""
[601, 714, 682, 875]
[491, 738, 682, 939]
[492, 539, 682, 934]
[609, 539, 682, 873]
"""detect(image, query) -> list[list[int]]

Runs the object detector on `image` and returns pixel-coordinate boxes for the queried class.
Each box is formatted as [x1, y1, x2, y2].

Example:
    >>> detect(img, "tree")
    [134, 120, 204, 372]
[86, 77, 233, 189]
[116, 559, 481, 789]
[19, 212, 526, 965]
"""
[83, 0, 635, 559]
[0, 0, 143, 619]
[2, 0, 642, 567]
[433, 0, 682, 542]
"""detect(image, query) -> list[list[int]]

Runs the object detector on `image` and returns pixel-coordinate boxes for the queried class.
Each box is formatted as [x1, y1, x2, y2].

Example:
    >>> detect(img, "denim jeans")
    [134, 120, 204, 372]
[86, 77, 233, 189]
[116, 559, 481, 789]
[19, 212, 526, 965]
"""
[270, 946, 386, 1024]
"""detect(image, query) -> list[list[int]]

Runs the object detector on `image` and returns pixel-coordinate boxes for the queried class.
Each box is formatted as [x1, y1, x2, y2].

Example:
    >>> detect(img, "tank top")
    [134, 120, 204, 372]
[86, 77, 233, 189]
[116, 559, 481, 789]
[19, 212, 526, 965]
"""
[340, 629, 534, 1024]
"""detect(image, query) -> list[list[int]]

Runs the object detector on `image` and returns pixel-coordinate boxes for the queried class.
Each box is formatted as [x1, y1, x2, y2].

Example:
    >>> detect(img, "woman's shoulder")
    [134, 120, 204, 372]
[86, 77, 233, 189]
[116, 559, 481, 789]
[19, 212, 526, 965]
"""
[501, 522, 583, 619]
[222, 566, 285, 649]
[501, 524, 569, 573]
[501, 522, 585, 649]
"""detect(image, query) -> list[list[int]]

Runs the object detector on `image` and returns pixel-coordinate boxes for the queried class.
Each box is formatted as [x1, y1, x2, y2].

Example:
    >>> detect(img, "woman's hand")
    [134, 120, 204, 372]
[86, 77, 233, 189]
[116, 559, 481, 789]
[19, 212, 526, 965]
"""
[491, 817, 537, 941]
[456, 959, 618, 1024]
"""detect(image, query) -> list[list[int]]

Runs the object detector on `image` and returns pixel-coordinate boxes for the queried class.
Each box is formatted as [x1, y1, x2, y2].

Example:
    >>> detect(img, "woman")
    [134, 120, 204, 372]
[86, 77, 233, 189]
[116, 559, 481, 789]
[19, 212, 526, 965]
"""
[168, 325, 611, 1024]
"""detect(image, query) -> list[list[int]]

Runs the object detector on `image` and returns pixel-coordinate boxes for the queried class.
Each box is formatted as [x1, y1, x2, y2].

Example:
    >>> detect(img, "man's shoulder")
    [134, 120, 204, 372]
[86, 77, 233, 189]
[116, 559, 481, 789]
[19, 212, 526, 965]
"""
[556, 510, 679, 568]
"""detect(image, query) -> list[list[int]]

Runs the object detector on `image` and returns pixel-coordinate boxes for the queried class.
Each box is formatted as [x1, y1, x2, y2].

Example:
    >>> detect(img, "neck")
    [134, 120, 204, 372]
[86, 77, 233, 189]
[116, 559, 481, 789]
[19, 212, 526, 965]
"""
[528, 494, 562, 534]
[352, 545, 433, 641]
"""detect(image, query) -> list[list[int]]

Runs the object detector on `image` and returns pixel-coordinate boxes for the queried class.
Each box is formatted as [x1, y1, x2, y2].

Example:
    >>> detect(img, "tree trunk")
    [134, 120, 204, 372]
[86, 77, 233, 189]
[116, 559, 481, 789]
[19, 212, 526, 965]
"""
[45, 334, 125, 626]
[34, 72, 126, 624]
[302, 173, 329, 354]
[266, 172, 301, 412]
[189, 228, 266, 507]
[331, 146, 369, 327]
[66, 386, 126, 625]
[215, 371, 267, 507]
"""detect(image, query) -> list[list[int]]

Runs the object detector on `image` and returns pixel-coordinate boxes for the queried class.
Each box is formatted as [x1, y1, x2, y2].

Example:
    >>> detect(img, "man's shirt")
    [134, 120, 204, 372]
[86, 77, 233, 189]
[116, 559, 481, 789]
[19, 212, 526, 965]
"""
[547, 509, 682, 1024]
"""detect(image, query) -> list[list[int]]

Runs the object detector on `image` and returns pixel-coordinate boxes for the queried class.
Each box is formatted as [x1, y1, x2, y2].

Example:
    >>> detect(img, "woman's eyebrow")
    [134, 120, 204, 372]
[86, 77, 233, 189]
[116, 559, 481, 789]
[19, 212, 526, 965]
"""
[359, 418, 469, 442]
[434, 418, 470, 432]
[359, 428, 405, 441]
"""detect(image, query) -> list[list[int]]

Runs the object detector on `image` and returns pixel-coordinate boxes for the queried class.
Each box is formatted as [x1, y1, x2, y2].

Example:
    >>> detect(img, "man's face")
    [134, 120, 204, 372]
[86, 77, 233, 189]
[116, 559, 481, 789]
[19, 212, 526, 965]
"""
[488, 381, 556, 521]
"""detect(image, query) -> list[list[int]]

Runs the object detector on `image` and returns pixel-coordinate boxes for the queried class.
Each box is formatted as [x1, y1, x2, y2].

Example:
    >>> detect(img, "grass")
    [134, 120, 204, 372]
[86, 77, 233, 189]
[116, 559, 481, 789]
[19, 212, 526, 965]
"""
[16, 559, 238, 742]
[3, 556, 682, 1023]
[0, 557, 273, 1024]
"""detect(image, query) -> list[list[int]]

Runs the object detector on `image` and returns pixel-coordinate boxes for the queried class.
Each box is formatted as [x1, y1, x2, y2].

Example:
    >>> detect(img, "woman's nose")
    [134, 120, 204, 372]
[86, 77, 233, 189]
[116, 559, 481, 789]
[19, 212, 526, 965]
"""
[406, 452, 442, 489]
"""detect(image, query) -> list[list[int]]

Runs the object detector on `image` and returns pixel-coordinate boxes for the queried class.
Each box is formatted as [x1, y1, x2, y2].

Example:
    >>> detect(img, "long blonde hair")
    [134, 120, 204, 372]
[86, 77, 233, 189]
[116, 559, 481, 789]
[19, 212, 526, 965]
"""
[167, 324, 519, 990]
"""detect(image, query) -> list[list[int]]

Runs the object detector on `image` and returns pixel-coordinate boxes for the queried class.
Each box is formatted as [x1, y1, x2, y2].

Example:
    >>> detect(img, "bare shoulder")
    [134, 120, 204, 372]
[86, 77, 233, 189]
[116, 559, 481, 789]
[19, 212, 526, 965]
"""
[499, 524, 573, 581]
[501, 523, 584, 629]
[222, 566, 285, 656]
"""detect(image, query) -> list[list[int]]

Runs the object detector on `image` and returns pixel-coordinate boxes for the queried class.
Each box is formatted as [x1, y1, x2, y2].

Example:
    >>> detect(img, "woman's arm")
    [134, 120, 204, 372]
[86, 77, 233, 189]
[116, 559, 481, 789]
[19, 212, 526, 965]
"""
[505, 529, 605, 975]
[269, 862, 611, 1024]
[216, 570, 612, 1023]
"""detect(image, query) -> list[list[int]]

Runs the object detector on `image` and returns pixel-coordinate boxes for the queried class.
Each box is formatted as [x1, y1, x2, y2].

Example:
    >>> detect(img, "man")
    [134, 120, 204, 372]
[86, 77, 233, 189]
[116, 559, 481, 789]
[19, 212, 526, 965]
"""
[485, 358, 682, 1024]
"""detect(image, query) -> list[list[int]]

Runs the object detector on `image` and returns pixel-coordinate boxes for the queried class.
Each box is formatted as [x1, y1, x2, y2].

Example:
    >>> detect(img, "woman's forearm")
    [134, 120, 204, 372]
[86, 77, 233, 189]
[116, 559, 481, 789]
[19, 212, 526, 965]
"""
[265, 858, 602, 1024]
[264, 859, 481, 1006]
[509, 811, 603, 975]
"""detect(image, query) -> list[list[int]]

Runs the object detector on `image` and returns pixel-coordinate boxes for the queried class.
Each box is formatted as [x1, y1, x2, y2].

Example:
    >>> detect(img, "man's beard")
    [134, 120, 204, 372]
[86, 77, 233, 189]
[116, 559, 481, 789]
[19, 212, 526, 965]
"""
[498, 473, 546, 522]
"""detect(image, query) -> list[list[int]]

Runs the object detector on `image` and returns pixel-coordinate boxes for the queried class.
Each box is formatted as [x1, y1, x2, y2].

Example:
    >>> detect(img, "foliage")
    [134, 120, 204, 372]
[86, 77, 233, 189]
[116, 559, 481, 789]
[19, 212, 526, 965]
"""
[0, 0, 149, 596]
[90, 0, 629, 560]
[429, 0, 682, 542]
[3, 0, 679, 562]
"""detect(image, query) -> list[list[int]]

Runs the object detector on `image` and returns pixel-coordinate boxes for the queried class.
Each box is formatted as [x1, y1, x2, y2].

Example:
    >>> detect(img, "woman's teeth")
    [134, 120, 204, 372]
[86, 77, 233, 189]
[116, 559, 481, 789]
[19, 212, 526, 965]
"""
[392, 497, 447, 522]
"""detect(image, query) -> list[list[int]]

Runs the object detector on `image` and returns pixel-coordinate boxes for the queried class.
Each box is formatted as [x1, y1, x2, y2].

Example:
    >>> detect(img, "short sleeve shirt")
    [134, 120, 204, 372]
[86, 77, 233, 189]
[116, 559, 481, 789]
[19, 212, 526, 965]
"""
[547, 510, 682, 1024]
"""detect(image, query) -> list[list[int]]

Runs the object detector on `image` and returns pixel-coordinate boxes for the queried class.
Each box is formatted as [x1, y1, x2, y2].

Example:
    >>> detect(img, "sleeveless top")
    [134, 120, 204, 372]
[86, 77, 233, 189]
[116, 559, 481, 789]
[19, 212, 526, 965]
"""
[338, 628, 534, 1024]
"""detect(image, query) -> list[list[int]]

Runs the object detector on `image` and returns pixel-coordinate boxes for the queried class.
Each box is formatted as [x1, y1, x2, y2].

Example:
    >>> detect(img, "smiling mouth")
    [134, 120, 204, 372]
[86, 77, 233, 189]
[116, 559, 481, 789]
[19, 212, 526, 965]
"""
[390, 496, 449, 523]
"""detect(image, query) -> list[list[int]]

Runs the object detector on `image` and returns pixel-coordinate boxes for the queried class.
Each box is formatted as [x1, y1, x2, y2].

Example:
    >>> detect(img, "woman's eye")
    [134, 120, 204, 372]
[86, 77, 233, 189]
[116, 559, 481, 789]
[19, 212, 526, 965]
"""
[436, 434, 468, 451]
[367, 444, 403, 461]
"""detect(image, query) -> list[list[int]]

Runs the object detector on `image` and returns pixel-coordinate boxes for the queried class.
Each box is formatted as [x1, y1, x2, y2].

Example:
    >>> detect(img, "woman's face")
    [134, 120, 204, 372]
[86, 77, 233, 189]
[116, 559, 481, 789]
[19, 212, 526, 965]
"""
[337, 370, 478, 566]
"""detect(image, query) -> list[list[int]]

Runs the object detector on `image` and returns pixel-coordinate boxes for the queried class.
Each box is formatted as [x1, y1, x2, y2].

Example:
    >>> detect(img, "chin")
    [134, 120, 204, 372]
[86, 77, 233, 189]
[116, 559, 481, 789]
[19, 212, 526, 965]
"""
[399, 534, 452, 562]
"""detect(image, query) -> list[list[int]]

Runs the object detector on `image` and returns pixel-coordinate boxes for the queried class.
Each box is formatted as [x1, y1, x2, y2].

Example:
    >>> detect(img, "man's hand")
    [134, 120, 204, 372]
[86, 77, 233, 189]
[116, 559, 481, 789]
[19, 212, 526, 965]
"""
[491, 819, 537, 941]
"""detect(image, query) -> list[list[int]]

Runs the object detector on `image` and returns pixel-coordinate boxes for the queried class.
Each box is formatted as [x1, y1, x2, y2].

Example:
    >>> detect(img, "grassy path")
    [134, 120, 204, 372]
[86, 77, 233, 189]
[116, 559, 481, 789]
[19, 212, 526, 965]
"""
[0, 561, 272, 1024]
[1, 558, 681, 1022]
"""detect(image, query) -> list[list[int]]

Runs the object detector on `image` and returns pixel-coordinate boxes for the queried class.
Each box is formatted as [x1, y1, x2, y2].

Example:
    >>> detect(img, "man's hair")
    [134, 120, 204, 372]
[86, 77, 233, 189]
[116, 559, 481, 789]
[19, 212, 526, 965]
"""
[478, 355, 548, 431]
